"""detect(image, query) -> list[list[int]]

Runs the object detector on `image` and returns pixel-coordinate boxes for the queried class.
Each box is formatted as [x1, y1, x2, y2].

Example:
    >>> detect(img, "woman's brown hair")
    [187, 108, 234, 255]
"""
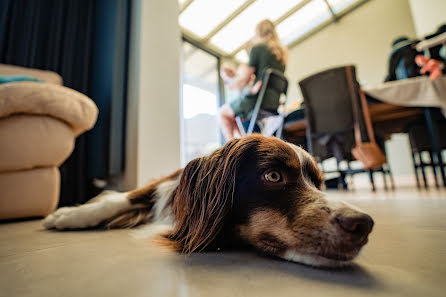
[253, 19, 288, 65]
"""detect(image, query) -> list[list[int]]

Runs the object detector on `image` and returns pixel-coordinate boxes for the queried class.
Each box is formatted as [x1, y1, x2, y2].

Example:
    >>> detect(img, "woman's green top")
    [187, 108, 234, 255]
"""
[230, 43, 286, 118]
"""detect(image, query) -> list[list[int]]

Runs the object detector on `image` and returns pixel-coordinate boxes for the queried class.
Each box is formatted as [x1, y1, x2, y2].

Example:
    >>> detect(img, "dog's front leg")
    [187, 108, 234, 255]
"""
[43, 191, 134, 230]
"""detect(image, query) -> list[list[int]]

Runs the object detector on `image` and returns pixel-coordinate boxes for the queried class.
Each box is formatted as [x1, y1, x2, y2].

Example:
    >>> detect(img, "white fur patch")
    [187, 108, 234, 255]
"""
[131, 222, 174, 240]
[43, 192, 131, 230]
[152, 175, 180, 222]
[283, 249, 351, 268]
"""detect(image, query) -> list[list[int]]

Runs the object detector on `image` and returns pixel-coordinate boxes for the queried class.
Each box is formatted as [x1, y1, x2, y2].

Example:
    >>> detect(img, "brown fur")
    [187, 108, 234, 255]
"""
[239, 209, 296, 254]
[299, 149, 324, 189]
[165, 135, 275, 253]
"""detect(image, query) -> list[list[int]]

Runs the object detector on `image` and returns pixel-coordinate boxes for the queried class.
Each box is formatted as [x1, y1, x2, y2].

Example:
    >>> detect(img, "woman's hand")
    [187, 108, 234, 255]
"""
[227, 65, 256, 91]
[415, 55, 444, 81]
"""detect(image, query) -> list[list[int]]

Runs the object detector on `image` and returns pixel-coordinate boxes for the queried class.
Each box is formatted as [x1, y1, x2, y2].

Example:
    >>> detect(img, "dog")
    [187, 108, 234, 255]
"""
[43, 135, 373, 267]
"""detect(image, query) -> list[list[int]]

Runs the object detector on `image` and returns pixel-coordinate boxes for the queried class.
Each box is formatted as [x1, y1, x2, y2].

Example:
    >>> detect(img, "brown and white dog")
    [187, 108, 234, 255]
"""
[43, 135, 373, 267]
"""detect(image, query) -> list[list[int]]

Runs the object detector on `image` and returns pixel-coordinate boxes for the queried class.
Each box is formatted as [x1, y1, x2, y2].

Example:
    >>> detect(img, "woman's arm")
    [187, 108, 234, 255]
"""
[227, 64, 255, 90]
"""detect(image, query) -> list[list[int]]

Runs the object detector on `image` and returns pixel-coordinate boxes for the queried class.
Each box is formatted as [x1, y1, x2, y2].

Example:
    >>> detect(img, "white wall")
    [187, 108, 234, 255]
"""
[408, 0, 446, 36]
[120, 0, 181, 190]
[286, 0, 416, 103]
[285, 0, 417, 176]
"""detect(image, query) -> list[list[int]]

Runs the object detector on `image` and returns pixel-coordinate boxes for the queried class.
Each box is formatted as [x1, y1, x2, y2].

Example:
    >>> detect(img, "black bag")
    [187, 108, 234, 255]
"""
[424, 24, 446, 63]
[385, 38, 421, 82]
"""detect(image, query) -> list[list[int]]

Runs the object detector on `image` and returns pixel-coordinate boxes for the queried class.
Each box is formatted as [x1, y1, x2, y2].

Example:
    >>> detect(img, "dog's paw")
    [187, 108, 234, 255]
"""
[43, 205, 100, 230]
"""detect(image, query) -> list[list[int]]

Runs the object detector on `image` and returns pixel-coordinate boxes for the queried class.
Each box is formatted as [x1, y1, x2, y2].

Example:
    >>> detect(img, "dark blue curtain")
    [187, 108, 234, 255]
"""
[0, 0, 130, 206]
[88, 0, 129, 179]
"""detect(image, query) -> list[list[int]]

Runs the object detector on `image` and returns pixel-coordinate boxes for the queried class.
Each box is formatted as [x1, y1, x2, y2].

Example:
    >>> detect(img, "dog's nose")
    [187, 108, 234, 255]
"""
[335, 213, 374, 242]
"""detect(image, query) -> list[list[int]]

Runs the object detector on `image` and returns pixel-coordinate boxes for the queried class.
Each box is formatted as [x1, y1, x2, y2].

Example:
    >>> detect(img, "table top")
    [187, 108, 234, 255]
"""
[364, 76, 446, 110]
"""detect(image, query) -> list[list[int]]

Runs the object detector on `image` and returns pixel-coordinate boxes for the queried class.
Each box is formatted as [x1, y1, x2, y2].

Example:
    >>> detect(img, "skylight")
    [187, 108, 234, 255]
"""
[328, 0, 358, 13]
[180, 0, 247, 38]
[277, 0, 332, 45]
[179, 0, 366, 61]
[210, 0, 303, 53]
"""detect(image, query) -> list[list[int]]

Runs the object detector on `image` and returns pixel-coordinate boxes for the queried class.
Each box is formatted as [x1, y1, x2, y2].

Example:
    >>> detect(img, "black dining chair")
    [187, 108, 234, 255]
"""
[407, 110, 446, 188]
[299, 65, 394, 191]
[236, 68, 288, 137]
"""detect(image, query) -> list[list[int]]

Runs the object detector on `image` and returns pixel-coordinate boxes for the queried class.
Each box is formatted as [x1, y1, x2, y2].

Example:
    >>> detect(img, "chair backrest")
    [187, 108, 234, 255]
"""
[262, 68, 289, 96]
[298, 65, 367, 160]
[246, 68, 288, 134]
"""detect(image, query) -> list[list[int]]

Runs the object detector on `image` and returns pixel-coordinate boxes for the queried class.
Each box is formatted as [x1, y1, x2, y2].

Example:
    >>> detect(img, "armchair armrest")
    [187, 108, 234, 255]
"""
[0, 82, 98, 136]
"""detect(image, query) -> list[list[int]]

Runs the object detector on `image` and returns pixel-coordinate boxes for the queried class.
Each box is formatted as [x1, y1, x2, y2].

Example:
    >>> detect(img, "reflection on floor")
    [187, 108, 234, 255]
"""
[1, 182, 445, 297]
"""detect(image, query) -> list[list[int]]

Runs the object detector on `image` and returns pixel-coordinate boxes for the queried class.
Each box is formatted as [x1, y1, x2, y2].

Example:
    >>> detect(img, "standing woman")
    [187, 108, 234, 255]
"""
[219, 19, 288, 141]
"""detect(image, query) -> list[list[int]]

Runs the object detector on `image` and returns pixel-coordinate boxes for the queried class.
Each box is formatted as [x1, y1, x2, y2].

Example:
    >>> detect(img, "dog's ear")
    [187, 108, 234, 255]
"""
[166, 136, 260, 253]
[300, 150, 324, 189]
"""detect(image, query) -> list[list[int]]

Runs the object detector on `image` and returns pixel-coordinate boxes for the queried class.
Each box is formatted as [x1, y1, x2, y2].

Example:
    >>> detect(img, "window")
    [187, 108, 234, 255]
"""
[181, 41, 222, 164]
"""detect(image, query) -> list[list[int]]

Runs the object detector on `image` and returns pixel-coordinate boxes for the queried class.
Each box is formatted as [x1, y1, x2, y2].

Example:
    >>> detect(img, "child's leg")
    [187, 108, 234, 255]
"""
[218, 103, 240, 141]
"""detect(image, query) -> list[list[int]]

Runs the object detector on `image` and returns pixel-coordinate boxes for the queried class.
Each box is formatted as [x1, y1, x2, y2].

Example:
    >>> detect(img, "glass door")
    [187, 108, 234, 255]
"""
[180, 41, 222, 165]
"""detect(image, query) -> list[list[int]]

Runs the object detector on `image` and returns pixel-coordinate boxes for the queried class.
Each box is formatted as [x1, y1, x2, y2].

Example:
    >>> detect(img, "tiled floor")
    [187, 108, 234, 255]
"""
[1, 185, 446, 297]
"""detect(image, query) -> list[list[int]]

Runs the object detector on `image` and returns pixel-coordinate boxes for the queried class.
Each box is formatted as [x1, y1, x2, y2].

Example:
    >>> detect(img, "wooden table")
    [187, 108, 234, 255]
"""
[365, 77, 446, 186]
[283, 103, 424, 143]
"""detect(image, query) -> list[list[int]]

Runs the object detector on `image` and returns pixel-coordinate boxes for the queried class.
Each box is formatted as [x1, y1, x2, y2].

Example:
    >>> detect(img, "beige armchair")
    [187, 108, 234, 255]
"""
[0, 64, 98, 219]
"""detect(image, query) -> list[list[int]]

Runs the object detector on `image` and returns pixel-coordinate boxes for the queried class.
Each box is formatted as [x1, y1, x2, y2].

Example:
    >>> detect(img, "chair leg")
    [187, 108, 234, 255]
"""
[424, 107, 446, 187]
[386, 164, 395, 191]
[419, 153, 429, 188]
[336, 161, 345, 190]
[235, 116, 246, 136]
[381, 167, 388, 191]
[437, 151, 446, 187]
[368, 170, 376, 192]
[347, 162, 355, 191]
[411, 152, 421, 189]
[429, 151, 440, 188]
[275, 122, 284, 139]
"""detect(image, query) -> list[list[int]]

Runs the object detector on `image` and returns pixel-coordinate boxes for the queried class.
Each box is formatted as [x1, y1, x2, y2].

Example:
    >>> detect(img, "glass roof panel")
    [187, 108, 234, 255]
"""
[180, 0, 247, 38]
[277, 0, 332, 45]
[327, 0, 358, 13]
[210, 0, 304, 53]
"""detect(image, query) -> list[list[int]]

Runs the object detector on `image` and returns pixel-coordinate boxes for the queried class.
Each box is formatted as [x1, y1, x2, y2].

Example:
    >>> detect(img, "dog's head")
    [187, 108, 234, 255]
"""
[167, 135, 373, 267]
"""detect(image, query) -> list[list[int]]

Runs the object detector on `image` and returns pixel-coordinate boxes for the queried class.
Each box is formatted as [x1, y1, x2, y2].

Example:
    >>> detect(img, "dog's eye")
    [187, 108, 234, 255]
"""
[264, 171, 281, 183]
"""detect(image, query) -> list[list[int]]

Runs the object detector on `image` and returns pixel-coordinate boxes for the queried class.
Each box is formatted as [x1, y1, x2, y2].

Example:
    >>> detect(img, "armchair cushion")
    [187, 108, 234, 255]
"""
[0, 115, 74, 172]
[0, 82, 98, 136]
[0, 167, 60, 219]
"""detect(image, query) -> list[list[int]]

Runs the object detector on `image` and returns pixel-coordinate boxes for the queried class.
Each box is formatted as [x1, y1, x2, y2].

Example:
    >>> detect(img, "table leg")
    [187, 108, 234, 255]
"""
[424, 108, 446, 187]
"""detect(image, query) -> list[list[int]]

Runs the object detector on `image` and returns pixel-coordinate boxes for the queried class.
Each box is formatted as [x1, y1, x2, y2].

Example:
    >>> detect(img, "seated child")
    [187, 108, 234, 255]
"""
[220, 63, 262, 98]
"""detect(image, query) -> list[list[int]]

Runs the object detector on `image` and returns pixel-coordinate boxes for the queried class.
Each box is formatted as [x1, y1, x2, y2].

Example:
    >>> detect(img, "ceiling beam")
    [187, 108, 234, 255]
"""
[323, 0, 339, 22]
[182, 30, 229, 59]
[202, 0, 257, 43]
[180, 0, 195, 14]
[274, 0, 313, 25]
